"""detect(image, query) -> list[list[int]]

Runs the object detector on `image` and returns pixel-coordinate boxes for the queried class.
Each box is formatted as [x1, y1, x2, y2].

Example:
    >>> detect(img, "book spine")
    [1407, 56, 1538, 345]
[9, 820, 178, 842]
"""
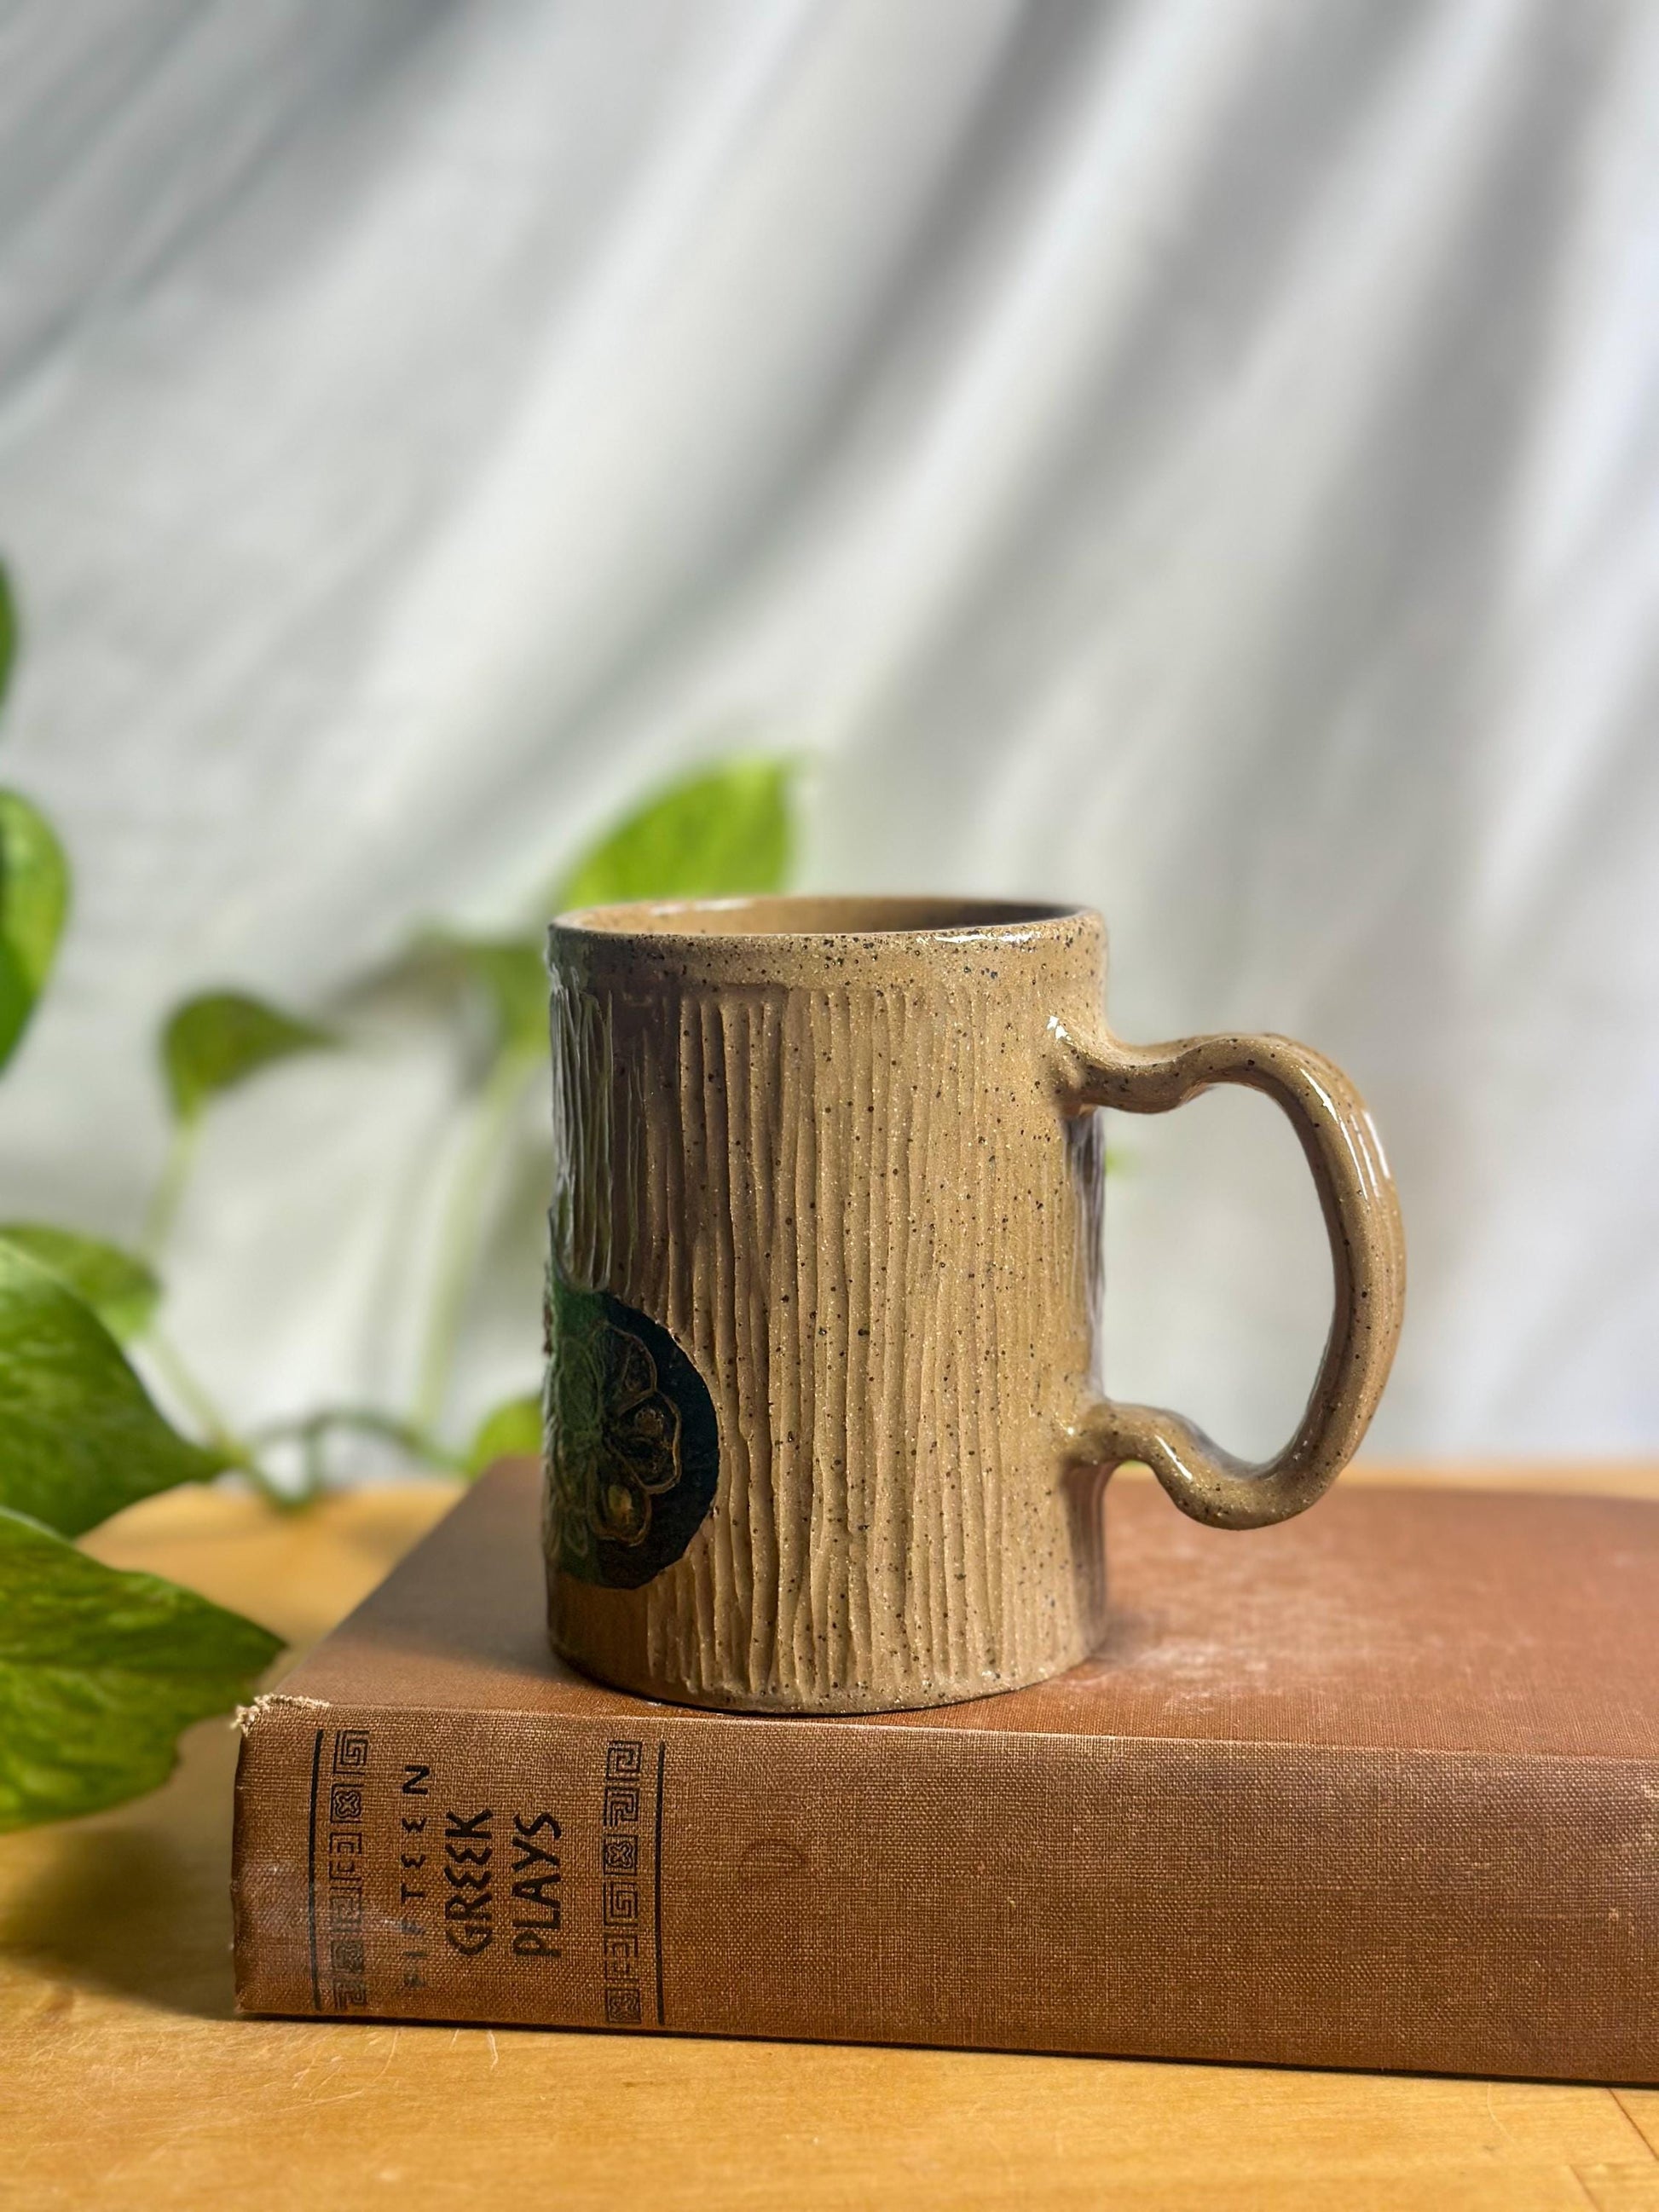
[232, 1695, 1659, 2082]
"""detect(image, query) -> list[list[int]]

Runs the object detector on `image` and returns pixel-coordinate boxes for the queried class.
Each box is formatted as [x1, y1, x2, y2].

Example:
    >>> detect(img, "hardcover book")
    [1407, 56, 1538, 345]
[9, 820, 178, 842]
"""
[233, 1462, 1659, 2082]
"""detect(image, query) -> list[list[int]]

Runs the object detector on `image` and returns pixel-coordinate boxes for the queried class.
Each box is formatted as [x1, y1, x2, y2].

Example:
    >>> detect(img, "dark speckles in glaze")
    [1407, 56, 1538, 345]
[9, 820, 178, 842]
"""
[542, 895, 1404, 1713]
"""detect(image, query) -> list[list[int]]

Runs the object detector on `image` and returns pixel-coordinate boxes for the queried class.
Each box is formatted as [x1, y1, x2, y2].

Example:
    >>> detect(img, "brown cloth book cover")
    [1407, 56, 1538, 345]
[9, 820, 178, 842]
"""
[233, 1464, 1659, 2082]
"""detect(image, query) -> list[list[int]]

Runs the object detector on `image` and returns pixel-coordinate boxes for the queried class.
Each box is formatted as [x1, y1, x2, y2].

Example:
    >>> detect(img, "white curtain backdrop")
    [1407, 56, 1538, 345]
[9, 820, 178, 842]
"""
[0, 0, 1656, 1468]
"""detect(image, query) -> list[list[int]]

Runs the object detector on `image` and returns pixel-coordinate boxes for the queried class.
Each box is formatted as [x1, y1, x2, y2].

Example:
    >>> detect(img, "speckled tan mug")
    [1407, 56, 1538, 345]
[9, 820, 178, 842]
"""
[542, 896, 1403, 1713]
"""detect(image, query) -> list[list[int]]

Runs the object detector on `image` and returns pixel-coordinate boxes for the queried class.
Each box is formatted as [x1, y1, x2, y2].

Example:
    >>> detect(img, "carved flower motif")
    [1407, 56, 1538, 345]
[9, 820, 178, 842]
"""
[546, 1281, 683, 1572]
[586, 1320, 683, 1545]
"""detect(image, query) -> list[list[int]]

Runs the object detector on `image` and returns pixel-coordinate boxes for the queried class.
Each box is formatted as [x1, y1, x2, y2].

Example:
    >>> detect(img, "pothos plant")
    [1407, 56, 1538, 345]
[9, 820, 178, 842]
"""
[0, 557, 796, 1834]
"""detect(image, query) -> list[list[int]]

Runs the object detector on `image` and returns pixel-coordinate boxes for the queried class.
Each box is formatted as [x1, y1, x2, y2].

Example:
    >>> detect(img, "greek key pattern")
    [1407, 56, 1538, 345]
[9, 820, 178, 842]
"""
[600, 1740, 643, 2023]
[323, 1729, 371, 2011]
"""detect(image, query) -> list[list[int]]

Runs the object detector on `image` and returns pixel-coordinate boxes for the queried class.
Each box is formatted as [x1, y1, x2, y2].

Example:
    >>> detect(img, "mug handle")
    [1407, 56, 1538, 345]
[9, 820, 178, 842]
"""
[1050, 1021, 1405, 1529]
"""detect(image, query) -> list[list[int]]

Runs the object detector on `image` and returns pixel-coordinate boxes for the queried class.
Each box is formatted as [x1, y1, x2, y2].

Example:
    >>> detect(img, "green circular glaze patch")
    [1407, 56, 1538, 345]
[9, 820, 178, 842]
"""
[543, 1273, 720, 1589]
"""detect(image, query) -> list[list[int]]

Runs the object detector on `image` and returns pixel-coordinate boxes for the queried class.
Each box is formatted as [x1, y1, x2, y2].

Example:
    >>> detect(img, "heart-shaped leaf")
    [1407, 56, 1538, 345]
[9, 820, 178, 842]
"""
[0, 1505, 281, 1831]
[555, 757, 795, 911]
[0, 1226, 160, 1343]
[0, 1242, 227, 1536]
[465, 1392, 543, 1476]
[0, 790, 69, 1071]
[161, 990, 332, 1124]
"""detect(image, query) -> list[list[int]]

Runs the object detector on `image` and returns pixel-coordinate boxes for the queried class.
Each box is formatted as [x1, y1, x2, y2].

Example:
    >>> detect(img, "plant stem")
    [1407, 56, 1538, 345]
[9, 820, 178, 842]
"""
[141, 1325, 291, 1505]
[411, 1045, 537, 1435]
[240, 1458, 303, 1510]
[144, 1325, 246, 1458]
[142, 1119, 200, 1259]
[250, 1405, 463, 1472]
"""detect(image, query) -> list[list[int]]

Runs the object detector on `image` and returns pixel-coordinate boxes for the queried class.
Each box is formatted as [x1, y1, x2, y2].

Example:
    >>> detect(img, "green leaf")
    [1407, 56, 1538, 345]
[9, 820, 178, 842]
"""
[556, 757, 796, 911]
[0, 790, 69, 1071]
[465, 1392, 543, 1476]
[0, 561, 15, 717]
[424, 934, 546, 1060]
[161, 990, 332, 1124]
[0, 1226, 160, 1343]
[0, 1505, 281, 1831]
[0, 1242, 227, 1537]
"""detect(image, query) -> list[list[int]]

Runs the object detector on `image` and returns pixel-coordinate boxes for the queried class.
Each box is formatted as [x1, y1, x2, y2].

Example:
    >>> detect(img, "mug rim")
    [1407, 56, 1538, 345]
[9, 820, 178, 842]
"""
[550, 894, 1094, 944]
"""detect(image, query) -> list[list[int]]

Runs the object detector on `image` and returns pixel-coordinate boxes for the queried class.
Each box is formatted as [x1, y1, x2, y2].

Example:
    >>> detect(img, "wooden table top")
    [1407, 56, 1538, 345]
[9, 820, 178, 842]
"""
[3, 1462, 1658, 2211]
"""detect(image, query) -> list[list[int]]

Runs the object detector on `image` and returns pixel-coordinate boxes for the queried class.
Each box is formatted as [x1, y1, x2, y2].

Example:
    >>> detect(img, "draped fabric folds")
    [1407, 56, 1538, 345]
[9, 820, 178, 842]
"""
[0, 1, 1653, 1460]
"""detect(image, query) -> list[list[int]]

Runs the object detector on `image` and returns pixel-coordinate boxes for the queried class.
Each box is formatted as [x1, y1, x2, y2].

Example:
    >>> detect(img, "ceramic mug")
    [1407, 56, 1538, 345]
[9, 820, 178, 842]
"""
[541, 896, 1403, 1713]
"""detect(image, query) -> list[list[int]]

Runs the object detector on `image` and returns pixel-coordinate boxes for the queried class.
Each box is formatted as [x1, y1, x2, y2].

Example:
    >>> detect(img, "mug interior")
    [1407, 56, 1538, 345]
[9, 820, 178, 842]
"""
[555, 895, 1084, 939]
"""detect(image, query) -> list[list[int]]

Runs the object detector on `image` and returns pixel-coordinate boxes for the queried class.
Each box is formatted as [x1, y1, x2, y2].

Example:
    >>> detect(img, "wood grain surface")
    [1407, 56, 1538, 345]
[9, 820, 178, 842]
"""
[3, 1463, 1658, 2211]
[546, 904, 1119, 1712]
